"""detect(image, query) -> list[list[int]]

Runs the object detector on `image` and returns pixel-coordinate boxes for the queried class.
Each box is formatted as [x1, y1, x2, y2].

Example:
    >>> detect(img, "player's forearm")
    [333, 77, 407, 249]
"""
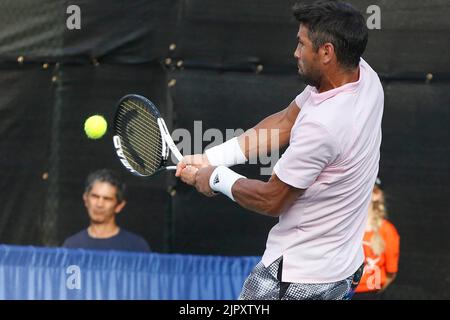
[238, 111, 291, 161]
[205, 102, 299, 167]
[231, 178, 284, 217]
[207, 167, 303, 215]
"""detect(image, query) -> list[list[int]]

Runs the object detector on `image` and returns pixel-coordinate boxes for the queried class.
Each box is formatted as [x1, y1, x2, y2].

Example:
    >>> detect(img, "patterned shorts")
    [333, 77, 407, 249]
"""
[239, 257, 364, 300]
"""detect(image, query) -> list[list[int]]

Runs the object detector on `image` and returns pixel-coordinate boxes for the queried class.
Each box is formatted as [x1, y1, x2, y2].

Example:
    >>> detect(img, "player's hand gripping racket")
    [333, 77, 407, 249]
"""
[113, 94, 182, 176]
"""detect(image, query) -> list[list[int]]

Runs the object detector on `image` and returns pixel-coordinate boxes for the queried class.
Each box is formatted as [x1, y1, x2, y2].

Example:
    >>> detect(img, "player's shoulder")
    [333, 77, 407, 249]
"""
[301, 102, 352, 141]
[360, 58, 383, 91]
[360, 58, 378, 77]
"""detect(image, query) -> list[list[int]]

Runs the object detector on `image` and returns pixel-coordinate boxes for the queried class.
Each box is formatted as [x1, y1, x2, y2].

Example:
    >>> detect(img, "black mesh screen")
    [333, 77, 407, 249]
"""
[0, 0, 449, 299]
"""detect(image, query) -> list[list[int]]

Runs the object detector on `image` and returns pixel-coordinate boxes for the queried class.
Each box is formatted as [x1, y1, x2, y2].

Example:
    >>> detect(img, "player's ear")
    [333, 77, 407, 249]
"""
[321, 42, 334, 64]
[115, 200, 127, 213]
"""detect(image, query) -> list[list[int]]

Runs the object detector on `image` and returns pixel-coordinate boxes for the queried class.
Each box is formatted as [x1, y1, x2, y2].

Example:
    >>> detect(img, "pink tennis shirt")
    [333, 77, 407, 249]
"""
[264, 58, 384, 283]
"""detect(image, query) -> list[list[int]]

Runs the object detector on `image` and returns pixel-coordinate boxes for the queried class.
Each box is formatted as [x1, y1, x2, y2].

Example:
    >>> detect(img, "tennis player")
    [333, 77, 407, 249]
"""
[176, 0, 383, 300]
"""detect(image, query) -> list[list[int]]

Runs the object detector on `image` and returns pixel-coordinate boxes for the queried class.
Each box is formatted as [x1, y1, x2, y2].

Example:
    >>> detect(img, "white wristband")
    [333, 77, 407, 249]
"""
[205, 137, 247, 167]
[209, 166, 246, 201]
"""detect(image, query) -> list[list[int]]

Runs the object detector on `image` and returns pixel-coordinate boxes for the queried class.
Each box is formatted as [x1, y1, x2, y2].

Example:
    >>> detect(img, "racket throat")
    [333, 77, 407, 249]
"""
[157, 118, 183, 162]
[157, 118, 170, 161]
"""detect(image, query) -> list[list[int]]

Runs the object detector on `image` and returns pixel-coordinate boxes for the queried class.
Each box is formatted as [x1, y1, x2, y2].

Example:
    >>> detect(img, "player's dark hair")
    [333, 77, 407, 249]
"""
[293, 0, 368, 69]
[85, 169, 126, 203]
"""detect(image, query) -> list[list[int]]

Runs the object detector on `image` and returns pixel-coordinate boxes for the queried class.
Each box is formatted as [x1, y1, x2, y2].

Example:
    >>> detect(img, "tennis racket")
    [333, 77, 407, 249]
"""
[112, 94, 182, 177]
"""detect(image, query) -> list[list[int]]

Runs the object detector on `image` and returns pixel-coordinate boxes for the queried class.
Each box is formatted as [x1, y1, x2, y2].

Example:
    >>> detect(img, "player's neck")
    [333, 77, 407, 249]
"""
[318, 66, 360, 93]
[88, 223, 120, 239]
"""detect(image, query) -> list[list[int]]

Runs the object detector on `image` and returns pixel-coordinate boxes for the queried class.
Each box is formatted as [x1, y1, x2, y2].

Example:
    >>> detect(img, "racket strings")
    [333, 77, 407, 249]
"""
[122, 100, 163, 151]
[116, 118, 162, 173]
[116, 109, 161, 154]
[123, 100, 163, 138]
[115, 113, 162, 166]
[115, 116, 162, 170]
[115, 99, 164, 174]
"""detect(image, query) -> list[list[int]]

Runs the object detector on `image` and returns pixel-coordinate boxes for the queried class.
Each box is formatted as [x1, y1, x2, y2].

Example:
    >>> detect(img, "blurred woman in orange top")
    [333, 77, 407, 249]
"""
[353, 178, 400, 300]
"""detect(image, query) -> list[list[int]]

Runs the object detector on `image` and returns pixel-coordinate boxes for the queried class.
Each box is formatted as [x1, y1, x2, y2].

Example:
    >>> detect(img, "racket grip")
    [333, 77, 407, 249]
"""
[166, 166, 177, 170]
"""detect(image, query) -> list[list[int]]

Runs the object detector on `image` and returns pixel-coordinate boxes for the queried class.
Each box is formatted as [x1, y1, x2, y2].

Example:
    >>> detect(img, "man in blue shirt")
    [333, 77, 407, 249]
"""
[63, 169, 151, 252]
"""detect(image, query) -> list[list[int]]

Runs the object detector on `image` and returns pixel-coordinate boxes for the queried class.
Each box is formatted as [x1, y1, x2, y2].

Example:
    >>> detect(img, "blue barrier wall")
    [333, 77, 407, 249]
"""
[0, 245, 259, 300]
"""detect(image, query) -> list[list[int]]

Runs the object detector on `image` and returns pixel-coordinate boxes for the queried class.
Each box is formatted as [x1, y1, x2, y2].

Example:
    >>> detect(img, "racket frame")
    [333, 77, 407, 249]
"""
[113, 94, 182, 176]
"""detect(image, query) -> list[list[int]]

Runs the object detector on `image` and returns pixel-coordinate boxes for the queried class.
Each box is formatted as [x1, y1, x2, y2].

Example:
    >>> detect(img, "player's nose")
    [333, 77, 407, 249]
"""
[294, 44, 301, 59]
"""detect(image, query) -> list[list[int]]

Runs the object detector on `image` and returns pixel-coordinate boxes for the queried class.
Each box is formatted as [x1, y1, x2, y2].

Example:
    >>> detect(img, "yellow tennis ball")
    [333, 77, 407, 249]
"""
[84, 115, 107, 139]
